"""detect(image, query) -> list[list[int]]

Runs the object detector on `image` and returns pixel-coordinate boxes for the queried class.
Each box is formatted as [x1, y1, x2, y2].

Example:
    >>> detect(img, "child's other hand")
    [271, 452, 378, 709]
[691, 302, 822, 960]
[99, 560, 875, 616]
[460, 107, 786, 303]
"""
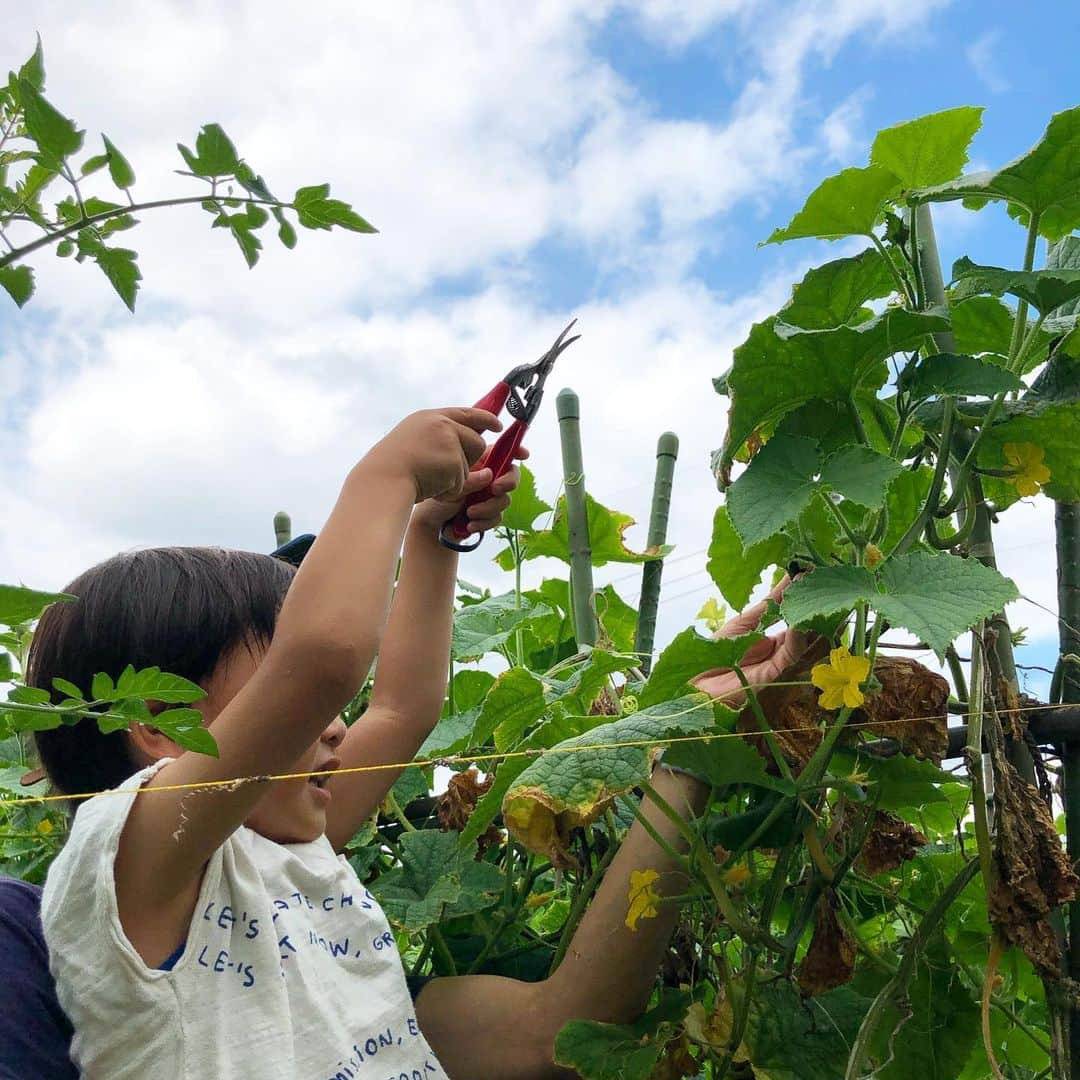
[370, 408, 502, 504]
[689, 577, 811, 708]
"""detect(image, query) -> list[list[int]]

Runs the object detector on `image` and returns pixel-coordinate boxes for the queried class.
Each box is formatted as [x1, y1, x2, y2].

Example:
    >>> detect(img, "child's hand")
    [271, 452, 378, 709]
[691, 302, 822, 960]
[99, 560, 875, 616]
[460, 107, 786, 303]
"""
[369, 408, 503, 504]
[412, 446, 529, 535]
[690, 577, 810, 708]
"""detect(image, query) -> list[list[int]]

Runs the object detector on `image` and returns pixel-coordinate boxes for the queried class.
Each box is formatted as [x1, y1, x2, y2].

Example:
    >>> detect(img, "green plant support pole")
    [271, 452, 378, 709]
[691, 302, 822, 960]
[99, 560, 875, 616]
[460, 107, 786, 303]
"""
[556, 388, 598, 647]
[1057, 502, 1080, 1068]
[912, 204, 1033, 781]
[634, 432, 679, 675]
[274, 511, 292, 548]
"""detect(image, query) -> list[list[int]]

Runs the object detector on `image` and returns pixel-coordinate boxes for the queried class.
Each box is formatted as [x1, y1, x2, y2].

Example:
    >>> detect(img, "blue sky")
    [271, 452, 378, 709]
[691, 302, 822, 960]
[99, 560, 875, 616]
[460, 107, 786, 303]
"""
[1, 0, 1071, 691]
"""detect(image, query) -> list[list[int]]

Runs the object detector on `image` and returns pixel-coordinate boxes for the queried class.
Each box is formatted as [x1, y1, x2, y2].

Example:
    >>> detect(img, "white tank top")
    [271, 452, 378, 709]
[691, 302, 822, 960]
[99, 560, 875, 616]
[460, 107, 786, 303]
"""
[41, 761, 445, 1079]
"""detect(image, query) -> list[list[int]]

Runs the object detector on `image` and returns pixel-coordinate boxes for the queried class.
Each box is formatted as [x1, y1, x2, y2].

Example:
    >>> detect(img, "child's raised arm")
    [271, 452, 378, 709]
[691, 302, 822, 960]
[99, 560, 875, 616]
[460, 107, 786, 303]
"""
[113, 407, 500, 965]
[322, 463, 522, 851]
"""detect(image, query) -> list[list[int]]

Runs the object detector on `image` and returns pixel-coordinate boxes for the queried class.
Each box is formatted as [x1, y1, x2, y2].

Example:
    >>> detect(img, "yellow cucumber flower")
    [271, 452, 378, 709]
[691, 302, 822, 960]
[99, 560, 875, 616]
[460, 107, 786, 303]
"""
[811, 646, 871, 711]
[625, 868, 661, 931]
[1003, 442, 1051, 497]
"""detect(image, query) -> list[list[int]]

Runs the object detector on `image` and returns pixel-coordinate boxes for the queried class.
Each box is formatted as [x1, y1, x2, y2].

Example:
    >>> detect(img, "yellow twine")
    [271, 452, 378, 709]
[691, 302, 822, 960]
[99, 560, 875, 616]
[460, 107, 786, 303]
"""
[2, 698, 1070, 809]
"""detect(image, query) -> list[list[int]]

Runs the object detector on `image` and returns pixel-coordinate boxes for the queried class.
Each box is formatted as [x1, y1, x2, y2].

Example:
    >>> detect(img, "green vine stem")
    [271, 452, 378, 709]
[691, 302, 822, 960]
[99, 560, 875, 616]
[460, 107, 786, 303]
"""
[844, 858, 981, 1080]
[556, 389, 598, 647]
[634, 432, 679, 675]
[966, 626, 994, 898]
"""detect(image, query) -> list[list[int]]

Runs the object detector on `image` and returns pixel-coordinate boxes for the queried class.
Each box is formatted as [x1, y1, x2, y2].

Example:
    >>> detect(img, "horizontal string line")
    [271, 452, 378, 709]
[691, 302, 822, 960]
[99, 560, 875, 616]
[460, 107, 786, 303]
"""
[4, 699, 1073, 810]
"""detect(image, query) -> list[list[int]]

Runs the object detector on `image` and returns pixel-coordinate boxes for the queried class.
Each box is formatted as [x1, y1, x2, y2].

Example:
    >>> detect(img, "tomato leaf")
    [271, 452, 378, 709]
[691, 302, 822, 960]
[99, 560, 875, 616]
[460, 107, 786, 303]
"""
[0, 264, 35, 308]
[177, 123, 240, 177]
[0, 584, 74, 627]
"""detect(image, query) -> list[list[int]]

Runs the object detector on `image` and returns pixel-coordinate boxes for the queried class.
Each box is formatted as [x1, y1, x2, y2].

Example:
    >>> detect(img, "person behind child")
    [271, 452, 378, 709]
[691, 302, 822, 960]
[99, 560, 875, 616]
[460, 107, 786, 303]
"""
[29, 406, 809, 1078]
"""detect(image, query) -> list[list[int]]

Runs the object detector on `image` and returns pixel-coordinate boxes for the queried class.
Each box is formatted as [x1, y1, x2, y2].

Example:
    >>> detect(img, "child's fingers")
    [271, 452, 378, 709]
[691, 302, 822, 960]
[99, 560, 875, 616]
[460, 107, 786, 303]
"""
[467, 493, 512, 526]
[459, 468, 495, 496]
[490, 465, 521, 496]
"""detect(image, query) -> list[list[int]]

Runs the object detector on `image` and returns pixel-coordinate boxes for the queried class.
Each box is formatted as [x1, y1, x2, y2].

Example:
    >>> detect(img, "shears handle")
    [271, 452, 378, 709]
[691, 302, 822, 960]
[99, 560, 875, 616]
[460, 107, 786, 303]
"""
[443, 385, 528, 546]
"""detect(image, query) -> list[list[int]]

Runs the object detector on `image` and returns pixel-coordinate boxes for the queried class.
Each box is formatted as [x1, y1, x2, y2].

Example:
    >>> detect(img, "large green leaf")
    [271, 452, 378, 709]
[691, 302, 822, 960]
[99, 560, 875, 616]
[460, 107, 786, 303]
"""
[451, 592, 553, 661]
[720, 308, 949, 464]
[1046, 235, 1080, 318]
[554, 993, 692, 1080]
[706, 506, 791, 611]
[0, 265, 34, 308]
[523, 492, 671, 566]
[747, 983, 870, 1080]
[880, 467, 933, 555]
[898, 352, 1024, 399]
[726, 435, 821, 547]
[640, 627, 759, 709]
[665, 736, 791, 794]
[949, 294, 1053, 373]
[876, 552, 1020, 658]
[779, 248, 895, 330]
[501, 463, 551, 533]
[372, 830, 502, 932]
[870, 107, 983, 190]
[951, 256, 1080, 315]
[111, 665, 206, 703]
[832, 749, 955, 811]
[914, 106, 1080, 241]
[981, 401, 1080, 502]
[419, 670, 496, 757]
[502, 696, 716, 853]
[819, 445, 903, 509]
[0, 584, 75, 627]
[874, 949, 980, 1080]
[782, 553, 1018, 658]
[481, 667, 547, 751]
[766, 165, 901, 244]
[593, 585, 638, 653]
[781, 565, 876, 627]
[544, 649, 636, 718]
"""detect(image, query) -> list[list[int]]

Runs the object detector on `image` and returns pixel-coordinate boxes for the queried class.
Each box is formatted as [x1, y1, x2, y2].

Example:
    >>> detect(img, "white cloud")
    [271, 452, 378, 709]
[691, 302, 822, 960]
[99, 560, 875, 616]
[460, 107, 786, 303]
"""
[822, 90, 871, 163]
[8, 0, 1012, 670]
[966, 30, 1011, 94]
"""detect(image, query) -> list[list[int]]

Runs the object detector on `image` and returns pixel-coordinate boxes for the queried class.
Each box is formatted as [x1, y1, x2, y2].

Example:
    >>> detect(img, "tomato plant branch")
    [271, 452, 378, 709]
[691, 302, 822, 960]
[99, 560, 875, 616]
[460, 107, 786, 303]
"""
[0, 194, 294, 268]
[966, 626, 994, 899]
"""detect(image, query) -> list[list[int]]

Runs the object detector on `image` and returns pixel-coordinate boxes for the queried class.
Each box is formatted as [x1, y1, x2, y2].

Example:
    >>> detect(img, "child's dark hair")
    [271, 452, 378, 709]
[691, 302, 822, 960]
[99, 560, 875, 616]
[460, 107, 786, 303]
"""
[26, 547, 296, 795]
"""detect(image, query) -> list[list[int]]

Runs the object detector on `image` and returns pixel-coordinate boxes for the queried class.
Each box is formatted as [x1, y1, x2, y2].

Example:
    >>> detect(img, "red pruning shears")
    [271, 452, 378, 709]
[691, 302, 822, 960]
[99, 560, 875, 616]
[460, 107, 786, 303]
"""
[439, 319, 580, 552]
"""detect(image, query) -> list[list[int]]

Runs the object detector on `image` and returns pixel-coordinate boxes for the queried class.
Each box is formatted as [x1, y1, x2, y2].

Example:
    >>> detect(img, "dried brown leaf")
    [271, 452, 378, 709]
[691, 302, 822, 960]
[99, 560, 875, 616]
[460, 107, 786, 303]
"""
[989, 752, 1079, 977]
[858, 810, 928, 877]
[796, 891, 857, 996]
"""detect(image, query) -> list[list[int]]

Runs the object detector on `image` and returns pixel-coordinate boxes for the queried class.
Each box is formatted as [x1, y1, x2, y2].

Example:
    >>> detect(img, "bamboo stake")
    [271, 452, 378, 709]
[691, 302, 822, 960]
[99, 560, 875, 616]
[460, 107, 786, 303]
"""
[273, 511, 292, 548]
[556, 388, 597, 647]
[634, 432, 679, 675]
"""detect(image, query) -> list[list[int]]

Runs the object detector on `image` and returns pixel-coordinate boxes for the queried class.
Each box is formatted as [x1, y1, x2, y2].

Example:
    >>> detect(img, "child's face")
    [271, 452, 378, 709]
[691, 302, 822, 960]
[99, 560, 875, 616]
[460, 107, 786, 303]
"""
[189, 643, 347, 844]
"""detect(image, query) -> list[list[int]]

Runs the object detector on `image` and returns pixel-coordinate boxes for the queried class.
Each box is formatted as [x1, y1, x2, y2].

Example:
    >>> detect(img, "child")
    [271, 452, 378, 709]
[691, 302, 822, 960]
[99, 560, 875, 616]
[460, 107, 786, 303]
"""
[30, 406, 807, 1078]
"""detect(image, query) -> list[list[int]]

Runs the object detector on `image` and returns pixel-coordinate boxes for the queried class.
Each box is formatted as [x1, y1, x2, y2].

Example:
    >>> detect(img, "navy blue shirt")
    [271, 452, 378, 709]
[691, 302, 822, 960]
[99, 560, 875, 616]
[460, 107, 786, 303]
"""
[0, 877, 78, 1079]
